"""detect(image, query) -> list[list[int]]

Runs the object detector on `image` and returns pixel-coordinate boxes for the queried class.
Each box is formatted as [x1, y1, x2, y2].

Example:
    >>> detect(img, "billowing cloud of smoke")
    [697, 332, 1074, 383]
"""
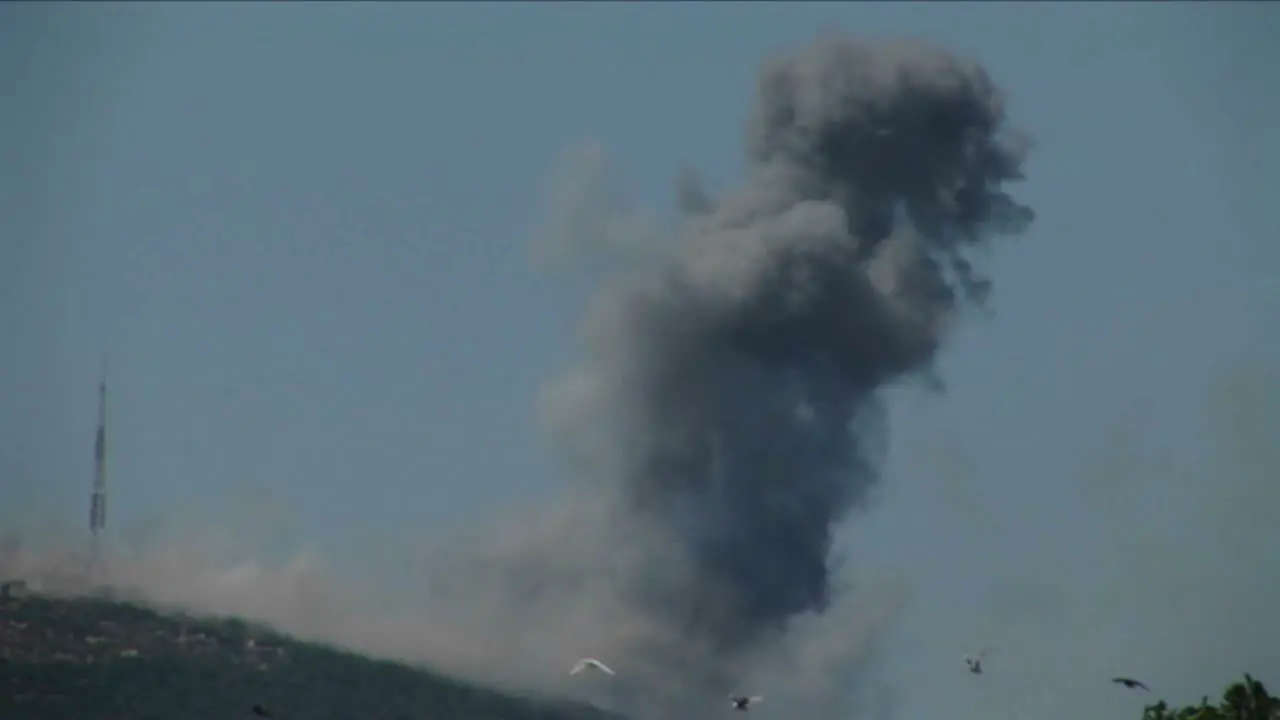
[0, 34, 1034, 720]
[512, 34, 1035, 715]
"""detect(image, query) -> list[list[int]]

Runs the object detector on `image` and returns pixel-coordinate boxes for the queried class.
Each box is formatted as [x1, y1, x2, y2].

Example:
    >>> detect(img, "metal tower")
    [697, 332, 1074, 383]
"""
[89, 364, 107, 573]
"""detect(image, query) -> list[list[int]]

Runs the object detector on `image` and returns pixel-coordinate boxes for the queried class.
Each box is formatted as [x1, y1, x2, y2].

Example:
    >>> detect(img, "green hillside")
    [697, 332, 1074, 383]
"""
[2, 582, 1273, 720]
[0, 586, 617, 720]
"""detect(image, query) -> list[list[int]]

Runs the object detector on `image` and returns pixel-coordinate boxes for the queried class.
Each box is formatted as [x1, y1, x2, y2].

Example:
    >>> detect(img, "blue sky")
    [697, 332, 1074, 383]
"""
[3, 2, 1278, 718]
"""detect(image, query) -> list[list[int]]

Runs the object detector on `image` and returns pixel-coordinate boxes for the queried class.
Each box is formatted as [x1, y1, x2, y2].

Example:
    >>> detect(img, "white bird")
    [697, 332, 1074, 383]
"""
[729, 695, 763, 711]
[964, 647, 992, 674]
[570, 658, 616, 676]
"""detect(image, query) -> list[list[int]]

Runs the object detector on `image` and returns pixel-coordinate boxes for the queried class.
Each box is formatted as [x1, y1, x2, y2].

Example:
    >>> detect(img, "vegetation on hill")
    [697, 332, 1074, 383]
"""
[1145, 674, 1279, 720]
[0, 588, 617, 720]
[1, 585, 1273, 720]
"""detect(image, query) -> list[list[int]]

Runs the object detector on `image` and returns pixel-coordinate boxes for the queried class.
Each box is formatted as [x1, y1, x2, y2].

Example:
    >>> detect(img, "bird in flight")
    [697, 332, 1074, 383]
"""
[964, 647, 992, 675]
[729, 695, 763, 711]
[251, 705, 273, 718]
[1112, 677, 1149, 691]
[570, 658, 616, 676]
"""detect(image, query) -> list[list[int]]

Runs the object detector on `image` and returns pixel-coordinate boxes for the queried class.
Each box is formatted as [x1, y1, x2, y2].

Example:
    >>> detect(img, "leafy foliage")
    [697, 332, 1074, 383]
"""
[0, 593, 616, 720]
[1145, 675, 1280, 720]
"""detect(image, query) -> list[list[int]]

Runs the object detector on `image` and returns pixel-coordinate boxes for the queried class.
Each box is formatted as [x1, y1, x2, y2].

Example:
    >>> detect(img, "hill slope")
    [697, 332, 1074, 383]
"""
[0, 586, 616, 720]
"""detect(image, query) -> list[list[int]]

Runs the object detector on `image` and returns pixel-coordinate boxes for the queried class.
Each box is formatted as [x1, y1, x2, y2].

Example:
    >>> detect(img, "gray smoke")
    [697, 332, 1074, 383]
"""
[674, 168, 713, 218]
[528, 34, 1035, 712]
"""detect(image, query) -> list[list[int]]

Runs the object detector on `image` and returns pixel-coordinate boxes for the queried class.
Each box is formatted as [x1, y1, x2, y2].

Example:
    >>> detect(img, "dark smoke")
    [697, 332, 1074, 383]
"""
[536, 34, 1034, 709]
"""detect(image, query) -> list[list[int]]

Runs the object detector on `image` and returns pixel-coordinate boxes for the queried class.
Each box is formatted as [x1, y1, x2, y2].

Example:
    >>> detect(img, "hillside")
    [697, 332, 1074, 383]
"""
[0, 583, 618, 720]
[3, 582, 1274, 720]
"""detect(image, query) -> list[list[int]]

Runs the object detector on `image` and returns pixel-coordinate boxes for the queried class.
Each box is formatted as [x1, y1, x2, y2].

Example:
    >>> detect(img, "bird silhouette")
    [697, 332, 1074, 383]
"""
[569, 658, 616, 676]
[964, 647, 992, 675]
[1112, 677, 1149, 691]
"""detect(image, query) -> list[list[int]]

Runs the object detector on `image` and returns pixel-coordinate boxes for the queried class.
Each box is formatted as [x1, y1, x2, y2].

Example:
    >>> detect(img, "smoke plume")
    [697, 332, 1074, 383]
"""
[1, 34, 1035, 720]
[507, 34, 1035, 714]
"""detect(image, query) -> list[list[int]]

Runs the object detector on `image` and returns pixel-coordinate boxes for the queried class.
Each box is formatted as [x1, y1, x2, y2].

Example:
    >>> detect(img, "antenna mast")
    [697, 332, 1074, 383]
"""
[88, 360, 107, 574]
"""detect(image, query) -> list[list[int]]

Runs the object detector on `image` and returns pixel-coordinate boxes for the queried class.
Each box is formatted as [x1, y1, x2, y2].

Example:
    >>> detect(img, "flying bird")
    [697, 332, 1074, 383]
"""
[251, 705, 273, 718]
[729, 695, 763, 711]
[964, 647, 992, 675]
[1112, 677, 1149, 691]
[570, 658, 616, 676]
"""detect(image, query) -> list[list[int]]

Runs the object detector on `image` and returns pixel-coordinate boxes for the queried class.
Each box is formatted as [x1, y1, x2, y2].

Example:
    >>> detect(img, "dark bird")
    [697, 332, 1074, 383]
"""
[729, 695, 763, 712]
[964, 647, 992, 675]
[1112, 677, 1149, 691]
[252, 704, 274, 718]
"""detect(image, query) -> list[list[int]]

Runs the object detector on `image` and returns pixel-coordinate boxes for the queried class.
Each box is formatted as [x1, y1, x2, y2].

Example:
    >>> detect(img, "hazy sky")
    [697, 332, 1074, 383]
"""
[3, 3, 1278, 720]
